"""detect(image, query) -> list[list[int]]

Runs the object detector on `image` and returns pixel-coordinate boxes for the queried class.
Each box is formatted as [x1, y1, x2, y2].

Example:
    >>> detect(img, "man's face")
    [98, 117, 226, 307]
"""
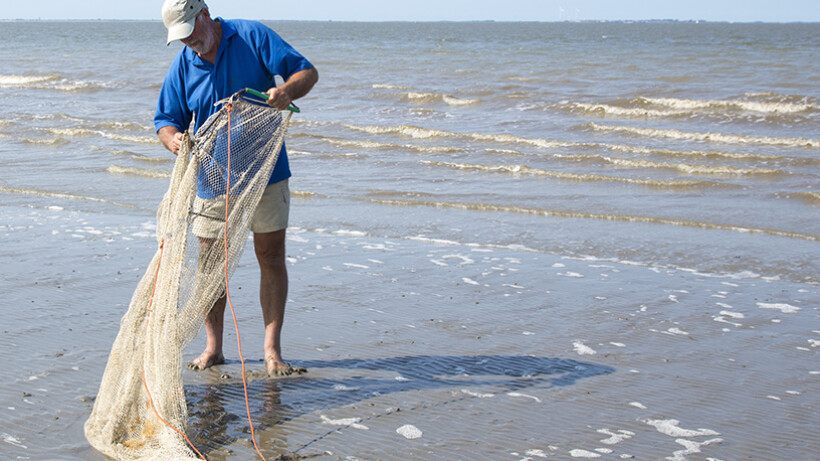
[181, 12, 216, 56]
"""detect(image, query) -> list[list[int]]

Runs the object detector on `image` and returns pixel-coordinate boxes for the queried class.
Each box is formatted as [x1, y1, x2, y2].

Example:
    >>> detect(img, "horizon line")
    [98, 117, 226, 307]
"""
[1, 18, 818, 24]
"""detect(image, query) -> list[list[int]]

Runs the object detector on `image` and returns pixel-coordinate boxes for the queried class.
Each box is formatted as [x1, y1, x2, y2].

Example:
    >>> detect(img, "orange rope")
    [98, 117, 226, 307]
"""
[142, 240, 207, 460]
[225, 102, 269, 461]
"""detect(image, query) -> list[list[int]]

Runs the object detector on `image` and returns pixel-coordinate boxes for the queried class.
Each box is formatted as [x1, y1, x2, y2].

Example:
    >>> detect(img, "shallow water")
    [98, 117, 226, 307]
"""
[0, 20, 818, 460]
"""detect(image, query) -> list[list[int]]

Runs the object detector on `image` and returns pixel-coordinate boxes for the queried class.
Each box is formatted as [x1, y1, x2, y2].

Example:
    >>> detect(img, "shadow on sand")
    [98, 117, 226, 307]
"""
[185, 355, 614, 458]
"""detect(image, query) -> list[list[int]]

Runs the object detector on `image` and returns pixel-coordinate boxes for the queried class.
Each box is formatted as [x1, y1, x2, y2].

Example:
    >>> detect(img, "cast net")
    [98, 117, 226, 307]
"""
[85, 90, 293, 460]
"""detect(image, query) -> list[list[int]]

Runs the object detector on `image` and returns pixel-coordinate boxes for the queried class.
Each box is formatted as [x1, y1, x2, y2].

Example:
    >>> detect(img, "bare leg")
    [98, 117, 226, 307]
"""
[254, 229, 305, 376]
[187, 295, 227, 370]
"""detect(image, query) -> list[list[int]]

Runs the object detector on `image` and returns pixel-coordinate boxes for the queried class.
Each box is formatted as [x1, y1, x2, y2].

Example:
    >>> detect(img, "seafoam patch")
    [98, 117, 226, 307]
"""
[757, 302, 801, 314]
[598, 428, 635, 445]
[462, 389, 494, 398]
[396, 424, 422, 439]
[569, 448, 601, 458]
[507, 392, 542, 403]
[573, 341, 597, 355]
[642, 419, 719, 438]
[320, 415, 369, 430]
[1, 433, 27, 449]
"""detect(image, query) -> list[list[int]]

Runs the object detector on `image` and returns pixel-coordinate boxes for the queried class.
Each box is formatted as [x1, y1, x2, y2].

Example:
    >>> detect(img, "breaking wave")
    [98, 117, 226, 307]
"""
[585, 123, 819, 148]
[421, 160, 732, 189]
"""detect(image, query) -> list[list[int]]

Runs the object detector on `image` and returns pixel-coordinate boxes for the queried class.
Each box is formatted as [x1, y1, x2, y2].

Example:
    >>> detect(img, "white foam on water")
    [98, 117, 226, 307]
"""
[462, 389, 494, 398]
[525, 449, 550, 458]
[595, 448, 614, 454]
[507, 392, 542, 403]
[810, 340, 820, 348]
[598, 428, 635, 445]
[462, 277, 480, 285]
[719, 310, 744, 319]
[332, 229, 367, 237]
[669, 438, 723, 461]
[333, 384, 360, 392]
[757, 302, 801, 313]
[1, 433, 27, 449]
[665, 327, 689, 336]
[396, 424, 422, 439]
[610, 342, 626, 347]
[640, 96, 813, 114]
[320, 415, 369, 430]
[559, 272, 584, 278]
[372, 83, 408, 89]
[574, 341, 597, 355]
[642, 419, 720, 437]
[629, 401, 647, 409]
[343, 263, 370, 269]
[569, 449, 601, 458]
[586, 122, 819, 147]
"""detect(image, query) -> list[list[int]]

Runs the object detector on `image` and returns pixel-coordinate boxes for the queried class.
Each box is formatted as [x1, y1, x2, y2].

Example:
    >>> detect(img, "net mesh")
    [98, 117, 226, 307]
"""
[85, 92, 292, 460]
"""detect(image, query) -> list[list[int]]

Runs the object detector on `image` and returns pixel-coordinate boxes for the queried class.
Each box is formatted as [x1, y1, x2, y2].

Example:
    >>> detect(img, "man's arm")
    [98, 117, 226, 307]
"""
[158, 125, 184, 155]
[265, 66, 319, 111]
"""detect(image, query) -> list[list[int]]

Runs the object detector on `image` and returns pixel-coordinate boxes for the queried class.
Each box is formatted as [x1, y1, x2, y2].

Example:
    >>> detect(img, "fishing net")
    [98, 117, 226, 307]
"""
[85, 90, 293, 460]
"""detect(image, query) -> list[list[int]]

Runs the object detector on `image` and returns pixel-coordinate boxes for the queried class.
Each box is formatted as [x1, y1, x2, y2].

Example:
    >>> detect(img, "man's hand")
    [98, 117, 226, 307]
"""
[264, 87, 293, 111]
[264, 67, 319, 111]
[158, 126, 184, 155]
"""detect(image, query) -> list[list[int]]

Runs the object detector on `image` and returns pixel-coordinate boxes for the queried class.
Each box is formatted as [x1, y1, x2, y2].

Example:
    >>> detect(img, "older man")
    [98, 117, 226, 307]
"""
[155, 0, 318, 376]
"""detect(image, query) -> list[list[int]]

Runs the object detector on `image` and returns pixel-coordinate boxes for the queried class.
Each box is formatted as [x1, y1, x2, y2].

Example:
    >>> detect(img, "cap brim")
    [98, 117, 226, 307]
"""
[166, 20, 195, 45]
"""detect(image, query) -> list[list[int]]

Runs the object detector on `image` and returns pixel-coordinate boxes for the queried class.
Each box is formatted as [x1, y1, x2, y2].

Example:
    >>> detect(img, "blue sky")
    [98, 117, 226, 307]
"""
[1, 0, 818, 22]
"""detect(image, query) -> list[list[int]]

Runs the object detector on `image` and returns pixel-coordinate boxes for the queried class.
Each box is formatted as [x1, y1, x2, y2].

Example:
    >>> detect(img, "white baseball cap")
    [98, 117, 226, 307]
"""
[162, 0, 207, 45]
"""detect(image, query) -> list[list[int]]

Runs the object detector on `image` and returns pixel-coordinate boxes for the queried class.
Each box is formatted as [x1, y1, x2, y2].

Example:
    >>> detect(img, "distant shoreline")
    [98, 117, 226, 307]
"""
[1, 19, 818, 24]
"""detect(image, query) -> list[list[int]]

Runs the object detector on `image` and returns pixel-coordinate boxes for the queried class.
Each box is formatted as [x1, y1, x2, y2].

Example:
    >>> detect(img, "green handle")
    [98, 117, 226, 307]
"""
[244, 88, 300, 113]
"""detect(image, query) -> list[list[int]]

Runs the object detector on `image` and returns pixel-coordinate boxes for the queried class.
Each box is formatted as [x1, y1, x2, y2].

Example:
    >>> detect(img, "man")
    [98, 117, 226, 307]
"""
[155, 0, 318, 376]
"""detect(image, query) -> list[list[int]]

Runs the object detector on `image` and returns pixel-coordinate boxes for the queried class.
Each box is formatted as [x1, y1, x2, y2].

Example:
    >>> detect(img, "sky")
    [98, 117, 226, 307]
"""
[0, 0, 818, 22]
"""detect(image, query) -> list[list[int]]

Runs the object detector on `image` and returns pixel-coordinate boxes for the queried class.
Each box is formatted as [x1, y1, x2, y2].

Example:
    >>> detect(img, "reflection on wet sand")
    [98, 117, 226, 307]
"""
[184, 355, 613, 458]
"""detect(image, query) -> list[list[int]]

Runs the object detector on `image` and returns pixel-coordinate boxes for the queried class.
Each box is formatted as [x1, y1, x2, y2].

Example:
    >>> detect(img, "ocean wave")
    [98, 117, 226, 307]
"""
[782, 191, 820, 205]
[17, 136, 66, 145]
[48, 128, 157, 145]
[421, 160, 729, 189]
[106, 165, 171, 179]
[372, 83, 409, 90]
[639, 96, 815, 114]
[0, 74, 115, 92]
[585, 122, 820, 148]
[550, 154, 785, 176]
[341, 122, 810, 164]
[568, 103, 688, 118]
[342, 123, 576, 149]
[362, 197, 819, 242]
[403, 92, 480, 106]
[0, 186, 145, 210]
[309, 133, 465, 153]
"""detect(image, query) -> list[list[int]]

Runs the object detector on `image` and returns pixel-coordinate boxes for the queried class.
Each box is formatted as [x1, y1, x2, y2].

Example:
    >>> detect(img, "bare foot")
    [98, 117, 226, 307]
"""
[265, 355, 307, 377]
[187, 351, 225, 371]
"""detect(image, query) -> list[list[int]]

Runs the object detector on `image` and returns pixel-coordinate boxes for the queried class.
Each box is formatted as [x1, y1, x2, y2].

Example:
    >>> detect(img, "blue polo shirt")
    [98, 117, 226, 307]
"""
[154, 18, 313, 195]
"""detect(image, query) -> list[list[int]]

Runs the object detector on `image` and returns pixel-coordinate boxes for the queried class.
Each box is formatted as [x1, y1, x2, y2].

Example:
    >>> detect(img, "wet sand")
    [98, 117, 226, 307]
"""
[1, 202, 818, 460]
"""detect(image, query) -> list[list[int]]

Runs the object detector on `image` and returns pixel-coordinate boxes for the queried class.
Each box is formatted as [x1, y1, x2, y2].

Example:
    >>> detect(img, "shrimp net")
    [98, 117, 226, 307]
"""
[85, 91, 292, 460]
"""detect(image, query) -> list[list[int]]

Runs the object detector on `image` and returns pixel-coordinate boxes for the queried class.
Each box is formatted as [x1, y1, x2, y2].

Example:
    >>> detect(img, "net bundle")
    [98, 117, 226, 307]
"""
[85, 92, 292, 460]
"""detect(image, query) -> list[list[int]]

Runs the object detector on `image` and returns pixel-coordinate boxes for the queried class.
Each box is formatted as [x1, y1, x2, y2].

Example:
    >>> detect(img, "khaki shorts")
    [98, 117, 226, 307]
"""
[191, 179, 290, 238]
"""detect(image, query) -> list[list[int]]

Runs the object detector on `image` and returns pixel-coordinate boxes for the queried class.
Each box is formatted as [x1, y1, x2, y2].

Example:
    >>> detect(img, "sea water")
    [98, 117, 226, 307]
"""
[0, 20, 818, 460]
